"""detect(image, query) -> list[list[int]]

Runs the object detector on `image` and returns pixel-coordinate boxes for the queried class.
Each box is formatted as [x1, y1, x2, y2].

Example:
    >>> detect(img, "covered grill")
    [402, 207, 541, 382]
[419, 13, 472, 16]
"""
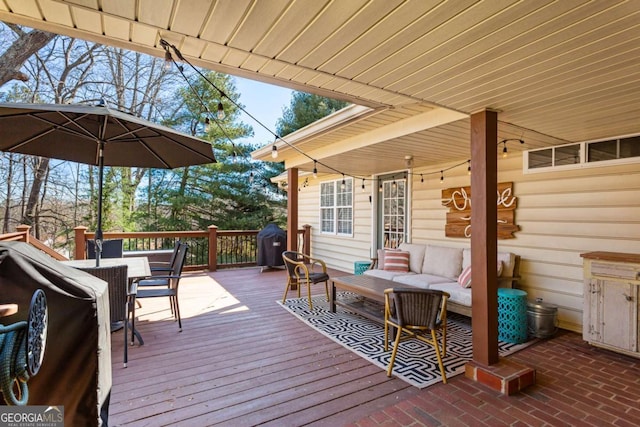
[257, 223, 287, 268]
[0, 242, 110, 426]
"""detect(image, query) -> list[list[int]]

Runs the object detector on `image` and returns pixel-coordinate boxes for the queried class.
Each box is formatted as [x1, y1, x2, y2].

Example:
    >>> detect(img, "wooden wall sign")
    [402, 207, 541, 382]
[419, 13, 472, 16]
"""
[442, 182, 519, 239]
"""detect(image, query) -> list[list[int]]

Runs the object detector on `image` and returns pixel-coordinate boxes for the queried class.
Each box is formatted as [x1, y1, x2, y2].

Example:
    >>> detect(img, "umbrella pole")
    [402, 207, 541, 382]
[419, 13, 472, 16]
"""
[95, 142, 105, 267]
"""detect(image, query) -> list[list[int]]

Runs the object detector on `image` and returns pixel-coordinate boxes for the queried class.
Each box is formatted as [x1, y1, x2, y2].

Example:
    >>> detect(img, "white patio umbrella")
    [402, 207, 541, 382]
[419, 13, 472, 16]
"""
[0, 102, 216, 266]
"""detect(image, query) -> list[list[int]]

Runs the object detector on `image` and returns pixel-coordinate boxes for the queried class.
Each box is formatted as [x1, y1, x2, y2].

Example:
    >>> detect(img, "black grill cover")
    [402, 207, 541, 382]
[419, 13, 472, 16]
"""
[0, 242, 110, 426]
[257, 223, 286, 267]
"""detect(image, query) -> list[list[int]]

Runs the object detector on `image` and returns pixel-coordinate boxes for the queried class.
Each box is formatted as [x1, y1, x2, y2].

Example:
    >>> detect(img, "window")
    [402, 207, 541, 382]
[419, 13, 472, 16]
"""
[320, 178, 353, 235]
[524, 134, 640, 173]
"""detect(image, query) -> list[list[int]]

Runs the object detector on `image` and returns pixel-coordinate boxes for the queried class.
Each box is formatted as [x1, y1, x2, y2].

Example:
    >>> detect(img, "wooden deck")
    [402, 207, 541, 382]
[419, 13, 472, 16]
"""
[109, 267, 640, 426]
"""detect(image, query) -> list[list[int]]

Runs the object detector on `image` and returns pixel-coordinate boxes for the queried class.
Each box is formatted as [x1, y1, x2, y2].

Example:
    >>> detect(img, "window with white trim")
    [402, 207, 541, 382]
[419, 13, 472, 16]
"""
[320, 178, 353, 235]
[524, 134, 640, 173]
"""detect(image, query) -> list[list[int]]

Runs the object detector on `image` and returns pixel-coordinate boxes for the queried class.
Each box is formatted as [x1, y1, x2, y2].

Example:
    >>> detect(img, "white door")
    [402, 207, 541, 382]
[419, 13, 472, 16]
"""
[378, 176, 407, 249]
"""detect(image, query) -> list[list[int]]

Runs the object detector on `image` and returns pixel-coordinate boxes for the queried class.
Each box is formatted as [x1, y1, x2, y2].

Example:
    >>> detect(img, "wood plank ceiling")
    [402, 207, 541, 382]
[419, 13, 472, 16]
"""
[0, 0, 638, 175]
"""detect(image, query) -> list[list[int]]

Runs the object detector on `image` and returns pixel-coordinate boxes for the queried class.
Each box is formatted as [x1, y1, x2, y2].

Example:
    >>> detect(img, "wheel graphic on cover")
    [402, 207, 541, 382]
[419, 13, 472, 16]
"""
[26, 289, 47, 376]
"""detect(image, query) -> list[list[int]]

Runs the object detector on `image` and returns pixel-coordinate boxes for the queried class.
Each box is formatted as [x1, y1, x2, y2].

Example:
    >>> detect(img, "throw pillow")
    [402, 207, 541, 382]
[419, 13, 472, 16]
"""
[457, 261, 504, 288]
[457, 265, 472, 288]
[383, 250, 410, 272]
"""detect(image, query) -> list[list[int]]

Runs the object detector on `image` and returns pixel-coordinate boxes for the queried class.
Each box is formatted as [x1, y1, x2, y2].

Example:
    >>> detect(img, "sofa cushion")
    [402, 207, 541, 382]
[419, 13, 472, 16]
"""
[393, 273, 453, 289]
[462, 249, 516, 277]
[421, 245, 463, 279]
[383, 250, 410, 272]
[398, 243, 426, 273]
[363, 269, 415, 281]
[430, 282, 472, 307]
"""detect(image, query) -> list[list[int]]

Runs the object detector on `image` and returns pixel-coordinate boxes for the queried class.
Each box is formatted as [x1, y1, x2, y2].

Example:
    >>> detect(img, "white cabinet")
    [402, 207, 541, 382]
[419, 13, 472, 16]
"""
[581, 252, 640, 358]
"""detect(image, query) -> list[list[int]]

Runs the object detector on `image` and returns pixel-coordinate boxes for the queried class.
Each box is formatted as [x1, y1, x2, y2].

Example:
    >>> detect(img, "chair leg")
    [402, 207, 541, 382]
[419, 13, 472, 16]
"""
[386, 327, 404, 377]
[384, 321, 389, 351]
[173, 295, 182, 332]
[431, 330, 447, 384]
[123, 301, 128, 368]
[442, 325, 447, 358]
[324, 281, 329, 301]
[307, 280, 313, 310]
[281, 280, 290, 303]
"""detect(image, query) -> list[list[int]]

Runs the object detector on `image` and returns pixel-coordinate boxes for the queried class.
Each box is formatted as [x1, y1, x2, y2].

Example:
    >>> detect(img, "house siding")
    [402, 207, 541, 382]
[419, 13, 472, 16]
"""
[299, 155, 640, 333]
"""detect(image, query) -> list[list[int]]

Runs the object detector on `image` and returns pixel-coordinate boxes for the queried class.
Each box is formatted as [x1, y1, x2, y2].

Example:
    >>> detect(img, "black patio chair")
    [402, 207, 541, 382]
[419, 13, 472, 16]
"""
[281, 251, 330, 309]
[149, 240, 181, 276]
[384, 288, 449, 383]
[87, 238, 124, 259]
[128, 243, 188, 344]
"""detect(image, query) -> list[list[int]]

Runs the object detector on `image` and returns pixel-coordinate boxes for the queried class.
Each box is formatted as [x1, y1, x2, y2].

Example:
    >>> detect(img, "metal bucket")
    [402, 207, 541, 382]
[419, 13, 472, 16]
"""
[527, 298, 558, 339]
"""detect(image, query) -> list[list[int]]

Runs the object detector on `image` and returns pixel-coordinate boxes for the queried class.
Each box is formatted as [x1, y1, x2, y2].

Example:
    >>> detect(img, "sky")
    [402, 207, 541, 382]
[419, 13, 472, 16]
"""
[232, 77, 294, 148]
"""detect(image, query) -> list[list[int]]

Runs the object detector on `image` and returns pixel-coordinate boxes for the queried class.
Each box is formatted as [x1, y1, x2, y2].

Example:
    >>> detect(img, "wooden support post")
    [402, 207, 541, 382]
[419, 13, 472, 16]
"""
[16, 224, 31, 243]
[208, 225, 218, 272]
[287, 168, 299, 252]
[303, 224, 311, 257]
[470, 109, 499, 366]
[74, 226, 88, 260]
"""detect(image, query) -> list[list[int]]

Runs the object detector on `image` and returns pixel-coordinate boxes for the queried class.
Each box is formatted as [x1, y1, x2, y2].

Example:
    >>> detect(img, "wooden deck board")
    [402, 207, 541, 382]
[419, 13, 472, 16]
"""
[109, 268, 411, 426]
[108, 267, 640, 426]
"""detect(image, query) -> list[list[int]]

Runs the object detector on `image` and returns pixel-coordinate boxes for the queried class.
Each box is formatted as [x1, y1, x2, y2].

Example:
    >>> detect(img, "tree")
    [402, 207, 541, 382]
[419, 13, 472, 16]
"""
[0, 24, 55, 87]
[140, 70, 285, 231]
[276, 92, 349, 137]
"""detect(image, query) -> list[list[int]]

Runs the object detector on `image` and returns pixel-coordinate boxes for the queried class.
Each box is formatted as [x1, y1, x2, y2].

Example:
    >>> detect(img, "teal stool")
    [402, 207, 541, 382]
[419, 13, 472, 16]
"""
[354, 261, 371, 275]
[497, 288, 528, 344]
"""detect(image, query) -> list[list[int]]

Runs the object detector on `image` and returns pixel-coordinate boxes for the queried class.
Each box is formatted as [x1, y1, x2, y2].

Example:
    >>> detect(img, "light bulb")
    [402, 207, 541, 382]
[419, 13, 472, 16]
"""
[440, 171, 444, 184]
[163, 50, 172, 71]
[312, 161, 318, 178]
[467, 161, 471, 175]
[249, 171, 254, 183]
[204, 117, 210, 132]
[341, 175, 346, 190]
[217, 102, 225, 120]
[361, 179, 366, 192]
[502, 143, 508, 158]
[379, 183, 383, 192]
[271, 144, 278, 159]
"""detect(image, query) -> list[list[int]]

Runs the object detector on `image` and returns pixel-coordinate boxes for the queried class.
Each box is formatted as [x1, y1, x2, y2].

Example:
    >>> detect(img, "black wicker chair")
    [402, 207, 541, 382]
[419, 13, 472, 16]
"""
[281, 251, 329, 309]
[76, 264, 130, 366]
[384, 288, 450, 383]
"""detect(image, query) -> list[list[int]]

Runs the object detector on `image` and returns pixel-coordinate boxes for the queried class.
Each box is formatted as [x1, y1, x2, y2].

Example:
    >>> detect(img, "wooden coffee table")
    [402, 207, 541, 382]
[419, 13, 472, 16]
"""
[331, 274, 396, 324]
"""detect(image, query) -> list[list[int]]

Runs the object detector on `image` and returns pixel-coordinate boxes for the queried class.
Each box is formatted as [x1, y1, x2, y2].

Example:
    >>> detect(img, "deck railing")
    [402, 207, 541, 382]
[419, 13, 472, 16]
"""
[0, 224, 310, 271]
[73, 224, 310, 271]
[0, 225, 67, 261]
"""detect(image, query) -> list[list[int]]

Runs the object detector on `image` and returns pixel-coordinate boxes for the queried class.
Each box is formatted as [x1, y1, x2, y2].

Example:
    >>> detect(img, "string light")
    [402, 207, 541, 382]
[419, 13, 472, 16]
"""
[500, 138, 525, 159]
[467, 160, 471, 175]
[159, 39, 505, 189]
[361, 178, 366, 192]
[163, 49, 172, 71]
[249, 171, 254, 184]
[204, 117, 210, 132]
[341, 174, 346, 190]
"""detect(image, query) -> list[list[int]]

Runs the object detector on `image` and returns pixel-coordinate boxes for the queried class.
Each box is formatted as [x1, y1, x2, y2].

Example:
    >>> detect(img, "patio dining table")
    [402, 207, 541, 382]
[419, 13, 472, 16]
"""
[61, 257, 151, 281]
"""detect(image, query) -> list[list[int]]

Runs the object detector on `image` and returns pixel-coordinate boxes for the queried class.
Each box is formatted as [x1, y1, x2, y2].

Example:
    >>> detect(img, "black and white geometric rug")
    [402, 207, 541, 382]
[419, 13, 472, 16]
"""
[278, 294, 535, 389]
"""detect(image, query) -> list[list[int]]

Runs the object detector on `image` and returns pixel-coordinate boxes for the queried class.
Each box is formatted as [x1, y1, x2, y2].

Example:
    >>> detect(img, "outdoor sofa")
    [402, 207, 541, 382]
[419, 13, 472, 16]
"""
[364, 243, 520, 317]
